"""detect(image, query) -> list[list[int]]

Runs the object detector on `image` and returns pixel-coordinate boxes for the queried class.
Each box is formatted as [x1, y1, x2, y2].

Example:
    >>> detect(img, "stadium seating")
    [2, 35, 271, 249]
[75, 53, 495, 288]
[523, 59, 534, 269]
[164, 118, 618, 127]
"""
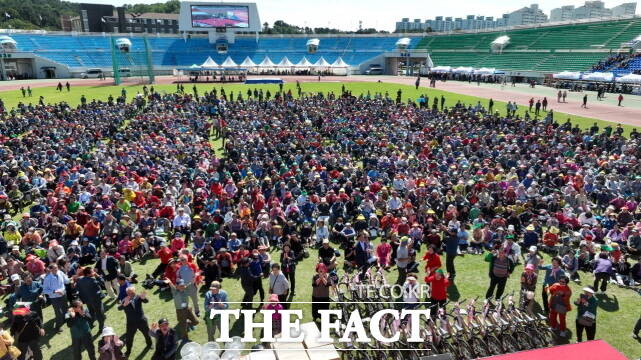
[2, 17, 640, 74]
[417, 18, 641, 51]
[418, 17, 641, 73]
[1, 33, 402, 70]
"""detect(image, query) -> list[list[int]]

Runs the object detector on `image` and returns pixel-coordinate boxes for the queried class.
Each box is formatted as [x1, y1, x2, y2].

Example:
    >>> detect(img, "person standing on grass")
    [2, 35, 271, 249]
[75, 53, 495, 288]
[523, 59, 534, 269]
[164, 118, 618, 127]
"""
[423, 244, 442, 273]
[574, 286, 598, 342]
[118, 286, 153, 357]
[238, 258, 255, 310]
[98, 327, 125, 360]
[634, 313, 641, 339]
[165, 279, 199, 343]
[396, 237, 411, 285]
[43, 263, 69, 333]
[484, 248, 515, 300]
[280, 243, 297, 295]
[66, 300, 96, 360]
[520, 264, 538, 313]
[204, 281, 228, 342]
[593, 252, 613, 294]
[176, 255, 201, 316]
[311, 263, 332, 322]
[548, 276, 572, 337]
[75, 267, 106, 333]
[95, 250, 120, 300]
[539, 257, 566, 314]
[444, 226, 459, 281]
[268, 263, 290, 306]
[425, 268, 450, 314]
[149, 319, 177, 360]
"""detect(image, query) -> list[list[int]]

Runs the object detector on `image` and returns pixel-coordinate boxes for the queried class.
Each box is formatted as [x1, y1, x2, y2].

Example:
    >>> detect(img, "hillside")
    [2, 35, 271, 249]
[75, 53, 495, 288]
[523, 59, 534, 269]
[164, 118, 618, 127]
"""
[0, 0, 180, 30]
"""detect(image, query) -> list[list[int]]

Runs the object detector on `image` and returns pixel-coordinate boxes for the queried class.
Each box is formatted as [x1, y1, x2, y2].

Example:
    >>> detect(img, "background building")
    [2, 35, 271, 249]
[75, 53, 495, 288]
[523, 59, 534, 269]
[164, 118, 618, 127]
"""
[505, 4, 549, 26]
[611, 2, 638, 17]
[396, 1, 638, 33]
[550, 5, 576, 22]
[550, 1, 636, 21]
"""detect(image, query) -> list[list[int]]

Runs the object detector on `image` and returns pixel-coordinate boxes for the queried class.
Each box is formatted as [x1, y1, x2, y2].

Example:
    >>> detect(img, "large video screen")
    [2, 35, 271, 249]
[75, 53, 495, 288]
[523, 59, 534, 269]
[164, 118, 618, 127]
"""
[190, 5, 249, 28]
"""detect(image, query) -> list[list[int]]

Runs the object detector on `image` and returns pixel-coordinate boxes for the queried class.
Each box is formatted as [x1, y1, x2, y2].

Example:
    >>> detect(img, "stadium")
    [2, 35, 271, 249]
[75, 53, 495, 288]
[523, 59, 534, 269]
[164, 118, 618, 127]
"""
[0, 1, 640, 360]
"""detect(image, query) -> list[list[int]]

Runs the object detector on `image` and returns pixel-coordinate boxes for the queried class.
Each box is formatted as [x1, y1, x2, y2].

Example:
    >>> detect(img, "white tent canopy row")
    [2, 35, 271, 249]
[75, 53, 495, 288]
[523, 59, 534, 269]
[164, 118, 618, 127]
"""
[201, 56, 218, 68]
[452, 66, 474, 74]
[474, 67, 497, 75]
[429, 66, 499, 75]
[553, 71, 582, 80]
[196, 56, 350, 68]
[220, 56, 238, 67]
[431, 66, 452, 73]
[240, 56, 257, 68]
[616, 73, 641, 84]
[581, 72, 614, 82]
[277, 57, 294, 67]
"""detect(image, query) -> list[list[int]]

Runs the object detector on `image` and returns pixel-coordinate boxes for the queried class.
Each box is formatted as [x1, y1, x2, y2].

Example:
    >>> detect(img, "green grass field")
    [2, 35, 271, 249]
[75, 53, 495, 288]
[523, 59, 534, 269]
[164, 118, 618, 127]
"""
[0, 81, 639, 360]
[0, 81, 636, 135]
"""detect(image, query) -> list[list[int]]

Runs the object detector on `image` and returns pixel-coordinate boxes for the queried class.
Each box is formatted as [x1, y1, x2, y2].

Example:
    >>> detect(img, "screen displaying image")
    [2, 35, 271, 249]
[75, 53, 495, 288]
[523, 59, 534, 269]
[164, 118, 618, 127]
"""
[190, 5, 250, 28]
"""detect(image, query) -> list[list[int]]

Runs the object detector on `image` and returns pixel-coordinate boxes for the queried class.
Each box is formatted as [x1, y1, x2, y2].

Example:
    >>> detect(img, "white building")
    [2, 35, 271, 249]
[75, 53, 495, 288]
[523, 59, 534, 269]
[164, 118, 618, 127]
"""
[550, 5, 576, 22]
[612, 3, 637, 17]
[573, 1, 612, 19]
[550, 1, 636, 21]
[505, 4, 548, 26]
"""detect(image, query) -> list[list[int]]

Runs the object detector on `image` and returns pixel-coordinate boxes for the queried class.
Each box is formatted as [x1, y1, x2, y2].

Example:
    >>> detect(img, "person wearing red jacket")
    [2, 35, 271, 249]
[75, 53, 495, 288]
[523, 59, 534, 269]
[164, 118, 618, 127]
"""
[163, 260, 179, 284]
[425, 268, 450, 314]
[152, 243, 174, 278]
[423, 245, 442, 272]
[233, 245, 250, 264]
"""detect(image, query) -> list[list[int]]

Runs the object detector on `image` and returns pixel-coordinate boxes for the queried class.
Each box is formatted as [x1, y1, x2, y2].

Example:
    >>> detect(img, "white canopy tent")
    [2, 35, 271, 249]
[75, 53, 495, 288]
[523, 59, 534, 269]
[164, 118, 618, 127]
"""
[258, 56, 276, 68]
[491, 35, 510, 53]
[331, 57, 350, 68]
[431, 66, 452, 73]
[582, 72, 614, 82]
[616, 73, 641, 84]
[296, 57, 313, 67]
[553, 71, 582, 80]
[313, 57, 331, 67]
[220, 56, 238, 67]
[277, 56, 295, 67]
[453, 66, 475, 74]
[240, 56, 257, 68]
[474, 67, 496, 75]
[330, 57, 350, 75]
[201, 56, 219, 69]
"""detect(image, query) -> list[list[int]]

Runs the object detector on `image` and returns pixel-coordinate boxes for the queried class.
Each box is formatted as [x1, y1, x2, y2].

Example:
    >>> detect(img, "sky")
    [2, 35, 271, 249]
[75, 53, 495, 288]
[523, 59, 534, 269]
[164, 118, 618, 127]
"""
[72, 0, 638, 31]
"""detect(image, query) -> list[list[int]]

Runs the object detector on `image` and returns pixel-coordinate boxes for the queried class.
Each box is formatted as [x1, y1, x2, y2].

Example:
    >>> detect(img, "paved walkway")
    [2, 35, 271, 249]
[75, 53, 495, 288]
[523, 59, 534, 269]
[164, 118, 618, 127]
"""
[356, 76, 641, 128]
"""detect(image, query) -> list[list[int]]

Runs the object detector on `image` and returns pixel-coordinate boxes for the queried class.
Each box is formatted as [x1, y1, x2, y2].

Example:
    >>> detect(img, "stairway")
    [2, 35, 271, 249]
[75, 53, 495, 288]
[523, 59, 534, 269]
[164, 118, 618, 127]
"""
[526, 31, 550, 49]
[605, 20, 635, 47]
